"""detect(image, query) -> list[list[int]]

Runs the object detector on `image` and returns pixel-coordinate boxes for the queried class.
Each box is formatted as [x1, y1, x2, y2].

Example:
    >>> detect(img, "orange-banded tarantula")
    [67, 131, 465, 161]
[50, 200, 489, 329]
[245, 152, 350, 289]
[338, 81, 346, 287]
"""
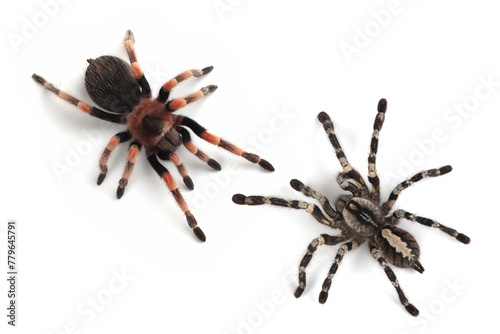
[32, 30, 273, 242]
[233, 99, 469, 316]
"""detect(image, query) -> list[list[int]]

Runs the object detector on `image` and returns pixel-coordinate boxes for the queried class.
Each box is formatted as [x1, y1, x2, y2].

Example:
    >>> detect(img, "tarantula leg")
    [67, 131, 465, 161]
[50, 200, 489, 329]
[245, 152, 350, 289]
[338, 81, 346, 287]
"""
[124, 30, 151, 97]
[166, 85, 218, 112]
[317, 111, 366, 190]
[368, 99, 387, 202]
[289, 179, 339, 220]
[147, 154, 205, 241]
[178, 127, 221, 170]
[295, 234, 347, 298]
[97, 131, 133, 185]
[232, 194, 335, 227]
[167, 152, 194, 190]
[392, 210, 470, 244]
[319, 240, 359, 304]
[157, 67, 214, 103]
[177, 116, 274, 171]
[369, 239, 419, 316]
[32, 74, 126, 124]
[336, 172, 360, 195]
[382, 165, 452, 214]
[117, 141, 142, 199]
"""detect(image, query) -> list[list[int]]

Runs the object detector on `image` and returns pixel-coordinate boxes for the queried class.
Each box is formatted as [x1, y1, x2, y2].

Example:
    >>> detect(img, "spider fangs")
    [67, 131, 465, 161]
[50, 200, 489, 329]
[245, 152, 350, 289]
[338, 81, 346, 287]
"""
[233, 98, 470, 316]
[32, 30, 274, 242]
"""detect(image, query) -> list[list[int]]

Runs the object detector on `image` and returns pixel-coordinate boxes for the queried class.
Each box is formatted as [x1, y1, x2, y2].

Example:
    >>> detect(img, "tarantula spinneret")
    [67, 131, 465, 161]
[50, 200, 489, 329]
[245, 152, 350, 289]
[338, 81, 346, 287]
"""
[33, 30, 274, 242]
[233, 98, 470, 316]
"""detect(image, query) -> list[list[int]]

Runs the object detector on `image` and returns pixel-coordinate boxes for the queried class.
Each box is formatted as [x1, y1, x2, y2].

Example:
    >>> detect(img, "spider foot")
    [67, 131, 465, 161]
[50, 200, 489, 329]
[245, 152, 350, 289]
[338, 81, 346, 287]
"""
[201, 85, 218, 95]
[208, 158, 222, 170]
[201, 66, 214, 75]
[186, 212, 206, 242]
[405, 303, 419, 317]
[193, 226, 206, 242]
[97, 171, 107, 185]
[289, 179, 303, 191]
[318, 290, 329, 304]
[457, 233, 470, 244]
[258, 159, 275, 172]
[183, 176, 194, 190]
[294, 286, 304, 298]
[117, 178, 128, 199]
[232, 194, 247, 205]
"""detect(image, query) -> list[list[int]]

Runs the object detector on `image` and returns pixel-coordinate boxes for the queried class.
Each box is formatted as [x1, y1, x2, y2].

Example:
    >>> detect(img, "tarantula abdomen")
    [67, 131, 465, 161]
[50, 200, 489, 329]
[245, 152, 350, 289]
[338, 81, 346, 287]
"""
[375, 225, 424, 273]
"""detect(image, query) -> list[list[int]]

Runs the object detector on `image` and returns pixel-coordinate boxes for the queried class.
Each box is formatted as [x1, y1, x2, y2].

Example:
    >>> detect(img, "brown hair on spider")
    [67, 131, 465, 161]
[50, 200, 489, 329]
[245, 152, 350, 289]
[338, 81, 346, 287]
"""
[33, 30, 274, 242]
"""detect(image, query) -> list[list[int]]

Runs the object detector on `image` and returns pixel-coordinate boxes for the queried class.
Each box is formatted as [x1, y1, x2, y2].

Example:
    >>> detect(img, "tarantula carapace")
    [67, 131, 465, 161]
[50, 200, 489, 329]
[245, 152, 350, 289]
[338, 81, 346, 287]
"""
[233, 99, 469, 316]
[33, 30, 273, 242]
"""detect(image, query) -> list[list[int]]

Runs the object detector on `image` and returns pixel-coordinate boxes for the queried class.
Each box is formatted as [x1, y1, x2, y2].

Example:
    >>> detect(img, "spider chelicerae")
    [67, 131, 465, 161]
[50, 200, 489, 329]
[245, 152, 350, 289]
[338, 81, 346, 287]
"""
[32, 30, 274, 242]
[233, 98, 470, 316]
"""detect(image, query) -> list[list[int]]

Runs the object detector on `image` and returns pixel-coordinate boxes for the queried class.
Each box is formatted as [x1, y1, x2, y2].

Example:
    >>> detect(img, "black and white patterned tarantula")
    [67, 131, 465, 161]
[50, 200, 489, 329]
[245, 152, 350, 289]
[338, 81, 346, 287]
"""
[233, 99, 470, 316]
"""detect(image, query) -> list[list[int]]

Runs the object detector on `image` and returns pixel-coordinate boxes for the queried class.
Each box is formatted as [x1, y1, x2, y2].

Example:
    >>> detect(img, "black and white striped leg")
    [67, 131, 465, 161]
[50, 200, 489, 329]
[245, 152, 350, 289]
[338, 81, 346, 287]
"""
[369, 239, 419, 316]
[295, 234, 347, 298]
[336, 172, 360, 195]
[382, 165, 452, 214]
[232, 195, 334, 227]
[319, 240, 359, 304]
[317, 111, 367, 190]
[392, 210, 470, 244]
[289, 179, 339, 220]
[368, 99, 387, 202]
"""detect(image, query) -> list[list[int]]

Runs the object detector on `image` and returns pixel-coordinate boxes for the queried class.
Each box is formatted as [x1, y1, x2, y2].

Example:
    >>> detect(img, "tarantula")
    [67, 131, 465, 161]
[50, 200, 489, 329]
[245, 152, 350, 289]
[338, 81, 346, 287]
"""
[233, 99, 470, 316]
[32, 30, 273, 242]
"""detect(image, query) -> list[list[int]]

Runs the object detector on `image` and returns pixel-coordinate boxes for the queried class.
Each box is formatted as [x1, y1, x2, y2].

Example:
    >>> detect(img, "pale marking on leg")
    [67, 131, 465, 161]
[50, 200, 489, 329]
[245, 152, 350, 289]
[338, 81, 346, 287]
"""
[306, 203, 315, 213]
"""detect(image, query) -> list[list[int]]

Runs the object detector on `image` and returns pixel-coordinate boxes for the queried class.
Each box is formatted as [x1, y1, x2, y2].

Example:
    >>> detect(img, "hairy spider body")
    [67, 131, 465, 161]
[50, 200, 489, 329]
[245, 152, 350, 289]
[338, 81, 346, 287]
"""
[233, 99, 469, 316]
[33, 30, 274, 242]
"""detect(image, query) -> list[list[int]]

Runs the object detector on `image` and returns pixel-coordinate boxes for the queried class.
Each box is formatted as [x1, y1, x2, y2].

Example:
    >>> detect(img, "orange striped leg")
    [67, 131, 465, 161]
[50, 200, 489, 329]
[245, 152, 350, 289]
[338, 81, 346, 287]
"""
[177, 116, 275, 172]
[157, 66, 214, 103]
[98, 132, 132, 185]
[32, 74, 126, 124]
[178, 127, 221, 170]
[166, 85, 218, 112]
[117, 141, 142, 199]
[124, 30, 151, 97]
[147, 154, 205, 241]
[169, 152, 194, 190]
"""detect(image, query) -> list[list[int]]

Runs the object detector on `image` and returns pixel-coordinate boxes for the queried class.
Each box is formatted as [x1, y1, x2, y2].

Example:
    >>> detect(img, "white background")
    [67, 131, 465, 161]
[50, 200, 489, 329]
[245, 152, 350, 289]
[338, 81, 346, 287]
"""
[1, 0, 498, 333]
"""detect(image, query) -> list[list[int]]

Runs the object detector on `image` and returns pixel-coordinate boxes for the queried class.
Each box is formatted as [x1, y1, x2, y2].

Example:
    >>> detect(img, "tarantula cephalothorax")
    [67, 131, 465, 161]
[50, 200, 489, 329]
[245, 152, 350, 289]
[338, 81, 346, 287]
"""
[32, 30, 274, 242]
[233, 99, 470, 316]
